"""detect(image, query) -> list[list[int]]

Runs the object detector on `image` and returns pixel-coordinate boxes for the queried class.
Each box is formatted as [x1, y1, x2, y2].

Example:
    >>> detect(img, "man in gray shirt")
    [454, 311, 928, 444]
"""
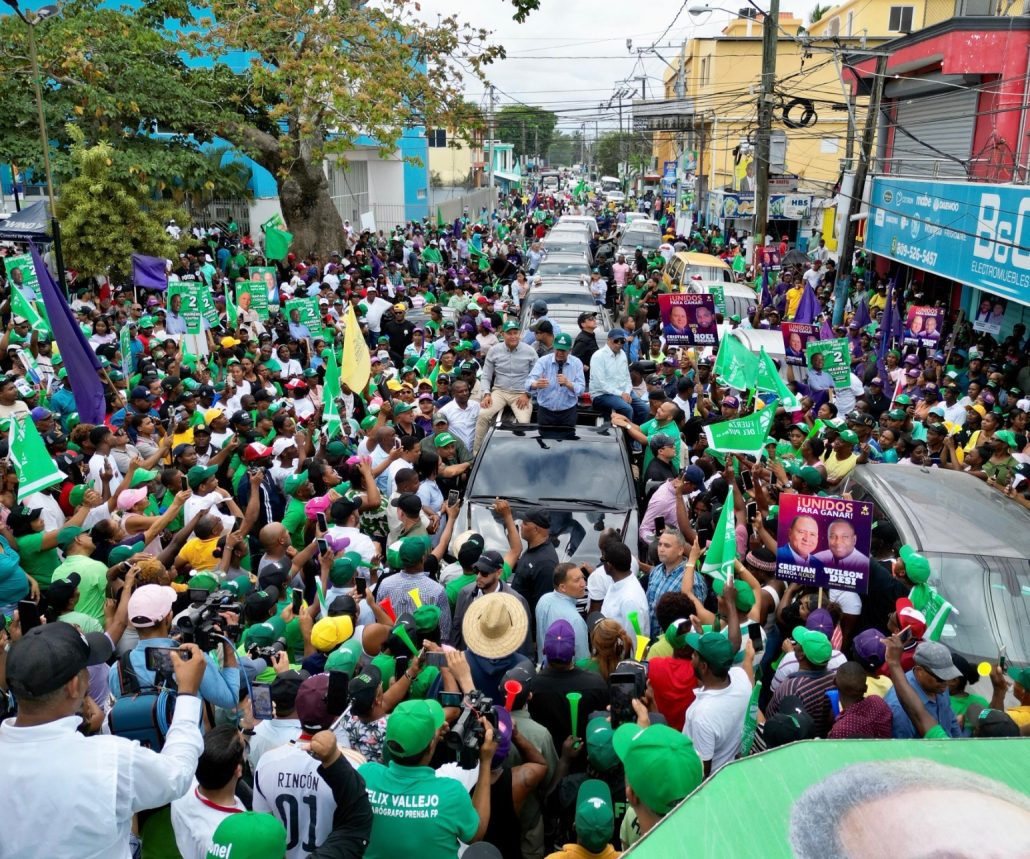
[475, 320, 538, 452]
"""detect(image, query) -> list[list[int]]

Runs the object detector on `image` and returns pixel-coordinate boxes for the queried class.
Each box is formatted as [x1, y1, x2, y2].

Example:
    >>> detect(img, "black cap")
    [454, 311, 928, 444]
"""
[457, 533, 486, 568]
[348, 664, 382, 710]
[523, 507, 551, 530]
[244, 587, 280, 622]
[472, 549, 504, 574]
[258, 561, 292, 592]
[46, 572, 81, 608]
[966, 705, 1020, 738]
[763, 695, 817, 748]
[269, 670, 305, 711]
[390, 493, 422, 518]
[328, 594, 359, 617]
[6, 623, 114, 698]
[577, 311, 598, 325]
[330, 496, 361, 524]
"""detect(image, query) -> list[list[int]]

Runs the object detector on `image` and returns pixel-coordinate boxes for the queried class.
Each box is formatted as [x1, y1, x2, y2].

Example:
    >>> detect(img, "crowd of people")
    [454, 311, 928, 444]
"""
[0, 177, 1027, 859]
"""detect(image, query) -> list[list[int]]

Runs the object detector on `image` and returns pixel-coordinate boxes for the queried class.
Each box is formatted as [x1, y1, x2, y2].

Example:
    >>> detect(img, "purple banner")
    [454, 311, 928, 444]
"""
[131, 254, 168, 290]
[775, 494, 873, 593]
[657, 293, 719, 347]
[781, 322, 819, 367]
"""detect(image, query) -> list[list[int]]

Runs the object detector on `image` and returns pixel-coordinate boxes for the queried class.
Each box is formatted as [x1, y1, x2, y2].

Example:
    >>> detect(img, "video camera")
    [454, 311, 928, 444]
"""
[444, 690, 498, 768]
[174, 590, 242, 652]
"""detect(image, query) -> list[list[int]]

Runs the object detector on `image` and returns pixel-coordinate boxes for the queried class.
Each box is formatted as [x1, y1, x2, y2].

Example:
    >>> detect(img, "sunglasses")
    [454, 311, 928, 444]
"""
[612, 338, 626, 344]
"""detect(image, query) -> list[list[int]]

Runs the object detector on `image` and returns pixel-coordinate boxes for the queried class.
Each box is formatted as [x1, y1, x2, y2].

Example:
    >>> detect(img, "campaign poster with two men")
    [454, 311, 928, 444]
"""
[658, 294, 720, 347]
[775, 494, 874, 593]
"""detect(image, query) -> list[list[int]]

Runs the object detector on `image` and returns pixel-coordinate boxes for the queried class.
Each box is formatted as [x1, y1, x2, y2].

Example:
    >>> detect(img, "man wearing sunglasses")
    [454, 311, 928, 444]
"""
[588, 328, 650, 424]
[883, 640, 963, 738]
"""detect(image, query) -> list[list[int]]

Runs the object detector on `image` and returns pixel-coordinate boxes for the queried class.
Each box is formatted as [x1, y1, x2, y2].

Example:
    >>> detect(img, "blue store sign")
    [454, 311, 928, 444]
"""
[866, 177, 1030, 307]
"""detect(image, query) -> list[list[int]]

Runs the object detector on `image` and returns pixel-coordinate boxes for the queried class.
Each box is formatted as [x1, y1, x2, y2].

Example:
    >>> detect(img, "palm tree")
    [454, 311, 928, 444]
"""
[809, 3, 832, 22]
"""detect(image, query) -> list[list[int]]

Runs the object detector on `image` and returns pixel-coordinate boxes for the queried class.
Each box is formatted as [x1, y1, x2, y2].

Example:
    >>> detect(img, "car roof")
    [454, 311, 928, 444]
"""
[673, 252, 731, 269]
[485, 422, 622, 444]
[852, 464, 1030, 558]
[538, 252, 590, 263]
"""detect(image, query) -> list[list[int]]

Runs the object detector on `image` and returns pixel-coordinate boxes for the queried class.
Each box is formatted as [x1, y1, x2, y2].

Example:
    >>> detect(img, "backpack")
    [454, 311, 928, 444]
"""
[107, 652, 176, 751]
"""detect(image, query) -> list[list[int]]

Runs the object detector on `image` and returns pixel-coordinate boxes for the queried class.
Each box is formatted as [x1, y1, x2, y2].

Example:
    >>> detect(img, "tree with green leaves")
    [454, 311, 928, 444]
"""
[594, 131, 653, 178]
[56, 128, 186, 281]
[495, 104, 558, 162]
[809, 4, 832, 23]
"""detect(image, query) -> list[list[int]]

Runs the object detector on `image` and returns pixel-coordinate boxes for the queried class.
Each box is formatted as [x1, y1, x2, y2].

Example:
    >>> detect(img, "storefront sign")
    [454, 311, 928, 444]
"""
[866, 177, 1030, 307]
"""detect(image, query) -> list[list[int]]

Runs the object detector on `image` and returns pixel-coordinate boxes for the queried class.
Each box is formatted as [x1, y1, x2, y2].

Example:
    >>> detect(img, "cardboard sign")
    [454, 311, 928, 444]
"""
[806, 338, 850, 386]
[658, 293, 719, 347]
[781, 322, 819, 367]
[775, 494, 873, 593]
[904, 305, 944, 349]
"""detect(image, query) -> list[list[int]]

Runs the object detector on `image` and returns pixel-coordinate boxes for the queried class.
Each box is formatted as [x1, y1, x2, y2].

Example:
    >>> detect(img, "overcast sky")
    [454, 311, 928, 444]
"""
[415, 0, 823, 135]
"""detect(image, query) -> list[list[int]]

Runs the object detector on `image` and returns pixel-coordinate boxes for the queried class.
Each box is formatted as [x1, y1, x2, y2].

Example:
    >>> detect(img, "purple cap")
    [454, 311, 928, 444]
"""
[543, 619, 576, 663]
[870, 377, 883, 386]
[30, 407, 52, 421]
[853, 628, 887, 672]
[722, 395, 740, 409]
[904, 355, 920, 366]
[806, 608, 834, 637]
[906, 368, 920, 378]
[417, 392, 434, 401]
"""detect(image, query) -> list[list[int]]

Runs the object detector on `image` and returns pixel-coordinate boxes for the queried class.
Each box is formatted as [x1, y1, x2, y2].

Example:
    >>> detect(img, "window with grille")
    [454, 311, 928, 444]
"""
[427, 129, 447, 148]
[888, 6, 914, 31]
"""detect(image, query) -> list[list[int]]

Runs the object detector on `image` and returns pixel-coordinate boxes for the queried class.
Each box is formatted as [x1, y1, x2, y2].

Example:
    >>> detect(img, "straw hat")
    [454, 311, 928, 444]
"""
[462, 592, 528, 659]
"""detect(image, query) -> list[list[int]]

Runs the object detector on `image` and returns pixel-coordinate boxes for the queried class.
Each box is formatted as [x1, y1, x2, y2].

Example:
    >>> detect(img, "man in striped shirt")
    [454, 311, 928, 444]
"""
[767, 626, 839, 737]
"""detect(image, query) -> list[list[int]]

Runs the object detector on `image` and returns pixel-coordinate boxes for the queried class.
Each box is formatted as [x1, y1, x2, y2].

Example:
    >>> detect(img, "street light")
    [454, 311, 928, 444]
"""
[2, 0, 67, 291]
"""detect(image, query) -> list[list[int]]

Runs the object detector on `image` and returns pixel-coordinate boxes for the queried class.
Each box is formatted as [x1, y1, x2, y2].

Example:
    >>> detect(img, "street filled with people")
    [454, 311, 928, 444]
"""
[0, 173, 1028, 859]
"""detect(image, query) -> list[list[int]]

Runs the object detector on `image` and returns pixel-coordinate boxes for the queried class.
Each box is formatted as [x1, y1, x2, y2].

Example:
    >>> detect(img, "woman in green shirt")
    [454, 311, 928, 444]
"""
[9, 503, 89, 590]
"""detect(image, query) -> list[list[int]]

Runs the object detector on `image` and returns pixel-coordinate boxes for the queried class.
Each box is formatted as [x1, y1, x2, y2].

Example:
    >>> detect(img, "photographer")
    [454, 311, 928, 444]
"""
[360, 698, 498, 859]
[110, 583, 241, 713]
[1, 624, 208, 857]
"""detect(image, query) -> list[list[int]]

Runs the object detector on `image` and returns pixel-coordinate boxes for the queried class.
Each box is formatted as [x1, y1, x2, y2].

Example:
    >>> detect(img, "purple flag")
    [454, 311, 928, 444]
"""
[820, 317, 834, 340]
[852, 294, 871, 330]
[370, 252, 381, 278]
[32, 244, 106, 424]
[452, 218, 462, 239]
[131, 254, 168, 290]
[793, 284, 821, 324]
[760, 266, 772, 309]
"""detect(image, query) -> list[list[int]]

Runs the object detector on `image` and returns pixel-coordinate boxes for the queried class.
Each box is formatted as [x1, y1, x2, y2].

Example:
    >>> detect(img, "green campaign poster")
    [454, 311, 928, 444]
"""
[285, 297, 320, 332]
[5, 254, 40, 298]
[249, 266, 279, 306]
[625, 739, 1030, 857]
[238, 279, 270, 319]
[168, 282, 204, 334]
[806, 337, 850, 386]
[709, 285, 726, 315]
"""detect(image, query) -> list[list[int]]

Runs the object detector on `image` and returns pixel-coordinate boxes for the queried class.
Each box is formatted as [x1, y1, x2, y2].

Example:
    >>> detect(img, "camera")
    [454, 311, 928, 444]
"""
[444, 690, 498, 768]
[247, 636, 288, 663]
[174, 590, 242, 651]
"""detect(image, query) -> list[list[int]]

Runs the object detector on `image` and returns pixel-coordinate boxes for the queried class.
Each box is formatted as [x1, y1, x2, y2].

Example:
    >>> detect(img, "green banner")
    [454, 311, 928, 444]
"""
[249, 266, 279, 306]
[713, 334, 759, 391]
[5, 254, 40, 299]
[699, 495, 736, 584]
[285, 297, 320, 332]
[119, 323, 133, 379]
[168, 282, 205, 335]
[12, 285, 49, 335]
[238, 279, 270, 319]
[624, 739, 1029, 857]
[806, 337, 850, 385]
[703, 406, 775, 457]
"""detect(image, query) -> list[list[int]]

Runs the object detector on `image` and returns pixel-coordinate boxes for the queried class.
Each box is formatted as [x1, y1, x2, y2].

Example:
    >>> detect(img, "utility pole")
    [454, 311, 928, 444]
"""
[534, 126, 539, 165]
[520, 120, 527, 171]
[836, 52, 888, 322]
[753, 0, 780, 259]
[636, 75, 648, 101]
[487, 85, 496, 225]
[844, 91, 857, 172]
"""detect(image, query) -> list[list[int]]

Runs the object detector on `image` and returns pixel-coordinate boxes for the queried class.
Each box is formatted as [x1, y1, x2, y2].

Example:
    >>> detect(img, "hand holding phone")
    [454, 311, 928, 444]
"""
[316, 512, 328, 533]
[355, 576, 368, 597]
[16, 600, 41, 633]
[654, 516, 666, 534]
[251, 683, 274, 721]
[291, 587, 303, 614]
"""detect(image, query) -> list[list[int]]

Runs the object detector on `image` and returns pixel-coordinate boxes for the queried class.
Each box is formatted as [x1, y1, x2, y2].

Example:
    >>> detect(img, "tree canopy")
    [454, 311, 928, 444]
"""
[495, 104, 558, 162]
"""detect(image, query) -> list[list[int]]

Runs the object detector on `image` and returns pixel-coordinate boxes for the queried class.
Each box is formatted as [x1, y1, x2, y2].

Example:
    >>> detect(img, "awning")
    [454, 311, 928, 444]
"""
[0, 201, 52, 242]
[492, 170, 522, 184]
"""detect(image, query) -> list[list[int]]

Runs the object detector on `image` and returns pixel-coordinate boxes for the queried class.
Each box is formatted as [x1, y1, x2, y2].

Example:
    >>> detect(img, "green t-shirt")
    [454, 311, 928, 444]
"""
[445, 573, 476, 609]
[639, 417, 682, 476]
[17, 526, 82, 588]
[950, 691, 989, 720]
[359, 761, 479, 859]
[925, 724, 950, 740]
[623, 284, 645, 316]
[159, 490, 184, 533]
[51, 555, 108, 625]
[283, 497, 308, 551]
[58, 611, 103, 633]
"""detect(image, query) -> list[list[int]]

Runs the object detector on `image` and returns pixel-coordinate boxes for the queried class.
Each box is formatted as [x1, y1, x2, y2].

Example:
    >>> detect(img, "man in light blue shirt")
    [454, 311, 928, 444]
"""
[535, 563, 589, 664]
[589, 328, 650, 423]
[526, 333, 585, 428]
[884, 641, 963, 738]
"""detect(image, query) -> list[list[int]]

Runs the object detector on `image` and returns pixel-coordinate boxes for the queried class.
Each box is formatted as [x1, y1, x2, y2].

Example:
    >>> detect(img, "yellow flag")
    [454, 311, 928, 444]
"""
[340, 303, 371, 394]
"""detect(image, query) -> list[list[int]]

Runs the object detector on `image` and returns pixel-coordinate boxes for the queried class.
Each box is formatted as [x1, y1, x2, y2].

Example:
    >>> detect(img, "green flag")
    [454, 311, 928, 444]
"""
[322, 349, 343, 440]
[738, 679, 763, 757]
[119, 323, 133, 380]
[9, 416, 65, 501]
[413, 343, 437, 380]
[421, 246, 443, 266]
[264, 226, 293, 262]
[756, 347, 799, 410]
[700, 492, 738, 584]
[436, 207, 445, 228]
[11, 286, 49, 336]
[703, 407, 776, 457]
[713, 335, 759, 391]
[226, 282, 238, 329]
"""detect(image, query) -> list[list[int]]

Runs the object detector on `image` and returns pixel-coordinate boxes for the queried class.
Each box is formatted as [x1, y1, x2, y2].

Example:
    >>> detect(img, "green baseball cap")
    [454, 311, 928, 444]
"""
[330, 553, 360, 587]
[433, 432, 457, 448]
[682, 631, 734, 671]
[457, 340, 476, 351]
[385, 698, 446, 758]
[398, 535, 431, 567]
[108, 543, 142, 566]
[325, 639, 362, 675]
[575, 780, 615, 853]
[554, 332, 573, 351]
[206, 811, 286, 859]
[187, 464, 218, 490]
[797, 466, 823, 489]
[130, 468, 160, 488]
[222, 574, 255, 598]
[244, 615, 287, 647]
[188, 572, 219, 593]
[138, 315, 155, 328]
[283, 470, 310, 496]
[68, 484, 88, 507]
[791, 625, 832, 666]
[1008, 665, 1030, 689]
[837, 429, 859, 445]
[887, 408, 907, 420]
[325, 440, 349, 458]
[712, 577, 756, 613]
[994, 429, 1018, 448]
[898, 544, 931, 584]
[585, 717, 619, 772]
[413, 604, 441, 633]
[502, 320, 520, 332]
[894, 394, 912, 406]
[612, 723, 703, 815]
[392, 401, 413, 416]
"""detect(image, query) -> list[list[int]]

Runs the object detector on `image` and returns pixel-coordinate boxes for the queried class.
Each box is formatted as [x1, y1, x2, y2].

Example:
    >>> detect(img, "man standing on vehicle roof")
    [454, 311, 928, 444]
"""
[527, 333, 585, 429]
[475, 321, 538, 452]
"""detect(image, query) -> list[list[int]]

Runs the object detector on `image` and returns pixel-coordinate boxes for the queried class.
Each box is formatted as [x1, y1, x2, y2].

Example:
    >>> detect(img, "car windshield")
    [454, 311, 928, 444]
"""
[469, 431, 634, 508]
[469, 504, 630, 564]
[685, 264, 730, 282]
[543, 242, 589, 255]
[622, 232, 662, 250]
[537, 262, 590, 277]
